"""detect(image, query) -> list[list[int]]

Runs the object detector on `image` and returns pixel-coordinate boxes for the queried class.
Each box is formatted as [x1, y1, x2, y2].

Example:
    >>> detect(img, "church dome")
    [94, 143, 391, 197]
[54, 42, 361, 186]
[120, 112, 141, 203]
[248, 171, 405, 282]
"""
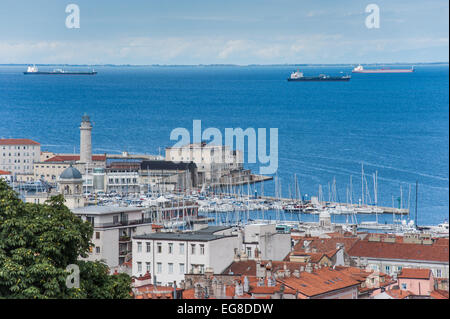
[60, 165, 82, 179]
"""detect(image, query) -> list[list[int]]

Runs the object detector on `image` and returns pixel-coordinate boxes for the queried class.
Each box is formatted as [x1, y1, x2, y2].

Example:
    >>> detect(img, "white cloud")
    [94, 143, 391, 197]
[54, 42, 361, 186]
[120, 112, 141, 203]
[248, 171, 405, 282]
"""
[0, 34, 447, 65]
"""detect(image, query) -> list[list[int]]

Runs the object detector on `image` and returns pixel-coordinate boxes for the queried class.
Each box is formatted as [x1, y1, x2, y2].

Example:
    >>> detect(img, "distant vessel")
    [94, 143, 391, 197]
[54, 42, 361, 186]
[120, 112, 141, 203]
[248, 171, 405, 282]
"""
[352, 64, 414, 73]
[287, 69, 350, 81]
[23, 65, 97, 75]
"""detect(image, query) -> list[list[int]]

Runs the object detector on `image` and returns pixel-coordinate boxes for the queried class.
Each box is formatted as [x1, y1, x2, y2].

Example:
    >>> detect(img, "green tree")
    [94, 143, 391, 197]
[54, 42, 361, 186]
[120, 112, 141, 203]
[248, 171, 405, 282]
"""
[0, 180, 132, 299]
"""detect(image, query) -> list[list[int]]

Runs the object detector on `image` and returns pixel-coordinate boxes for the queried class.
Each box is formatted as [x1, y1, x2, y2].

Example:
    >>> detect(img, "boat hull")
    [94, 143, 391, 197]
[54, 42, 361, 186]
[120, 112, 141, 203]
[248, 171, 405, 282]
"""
[287, 77, 350, 81]
[352, 69, 413, 73]
[24, 72, 97, 75]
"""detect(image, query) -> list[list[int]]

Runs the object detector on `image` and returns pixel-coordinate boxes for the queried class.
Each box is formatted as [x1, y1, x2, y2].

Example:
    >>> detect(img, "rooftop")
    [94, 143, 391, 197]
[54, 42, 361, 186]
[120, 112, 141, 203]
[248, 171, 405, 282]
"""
[278, 267, 360, 298]
[0, 138, 40, 146]
[196, 226, 232, 234]
[133, 231, 235, 242]
[44, 154, 106, 162]
[0, 170, 11, 175]
[71, 205, 144, 215]
[348, 240, 449, 263]
[140, 160, 197, 171]
[397, 268, 432, 280]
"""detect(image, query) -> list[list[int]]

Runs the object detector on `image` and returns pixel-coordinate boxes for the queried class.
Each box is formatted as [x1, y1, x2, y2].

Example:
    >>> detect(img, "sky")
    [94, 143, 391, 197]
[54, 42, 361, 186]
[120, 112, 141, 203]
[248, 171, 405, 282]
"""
[0, 0, 448, 65]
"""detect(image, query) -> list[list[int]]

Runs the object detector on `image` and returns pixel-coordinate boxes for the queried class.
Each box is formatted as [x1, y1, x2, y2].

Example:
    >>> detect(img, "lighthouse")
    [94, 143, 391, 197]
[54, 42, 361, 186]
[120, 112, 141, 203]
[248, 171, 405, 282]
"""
[80, 114, 92, 164]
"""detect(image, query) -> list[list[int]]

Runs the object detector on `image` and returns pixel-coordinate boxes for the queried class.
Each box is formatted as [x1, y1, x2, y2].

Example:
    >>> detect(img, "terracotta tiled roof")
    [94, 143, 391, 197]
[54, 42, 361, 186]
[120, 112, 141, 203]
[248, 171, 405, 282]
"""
[0, 170, 11, 175]
[278, 267, 360, 298]
[293, 236, 360, 254]
[224, 260, 309, 276]
[430, 289, 449, 299]
[0, 138, 40, 145]
[385, 287, 413, 299]
[398, 268, 432, 280]
[44, 154, 106, 162]
[348, 240, 449, 263]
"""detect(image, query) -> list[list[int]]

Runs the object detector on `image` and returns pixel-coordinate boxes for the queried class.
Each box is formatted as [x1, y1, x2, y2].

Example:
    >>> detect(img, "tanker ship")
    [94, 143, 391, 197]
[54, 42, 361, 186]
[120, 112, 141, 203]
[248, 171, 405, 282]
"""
[23, 65, 97, 75]
[352, 64, 414, 73]
[287, 69, 351, 81]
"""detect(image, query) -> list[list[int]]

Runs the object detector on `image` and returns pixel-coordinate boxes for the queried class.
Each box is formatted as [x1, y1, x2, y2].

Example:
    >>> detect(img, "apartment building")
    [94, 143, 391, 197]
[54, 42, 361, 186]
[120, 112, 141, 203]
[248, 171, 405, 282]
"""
[0, 139, 40, 176]
[72, 205, 155, 270]
[237, 223, 292, 261]
[348, 234, 449, 279]
[132, 228, 239, 286]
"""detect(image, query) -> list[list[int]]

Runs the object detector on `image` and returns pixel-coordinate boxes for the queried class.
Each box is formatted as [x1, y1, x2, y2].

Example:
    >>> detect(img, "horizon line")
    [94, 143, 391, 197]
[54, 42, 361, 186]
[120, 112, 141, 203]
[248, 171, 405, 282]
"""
[1, 62, 449, 67]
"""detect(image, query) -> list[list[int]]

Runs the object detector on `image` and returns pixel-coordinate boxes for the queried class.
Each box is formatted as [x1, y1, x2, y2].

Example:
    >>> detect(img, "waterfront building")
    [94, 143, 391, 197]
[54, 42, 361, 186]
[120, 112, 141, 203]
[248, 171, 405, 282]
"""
[132, 227, 239, 286]
[0, 170, 12, 183]
[165, 142, 243, 185]
[0, 139, 41, 176]
[71, 205, 155, 270]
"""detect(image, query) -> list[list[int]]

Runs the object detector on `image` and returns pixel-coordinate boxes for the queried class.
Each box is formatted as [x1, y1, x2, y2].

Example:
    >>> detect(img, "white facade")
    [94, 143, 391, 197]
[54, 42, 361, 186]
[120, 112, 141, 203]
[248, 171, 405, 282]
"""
[165, 143, 243, 183]
[72, 206, 154, 271]
[0, 139, 41, 176]
[239, 223, 291, 261]
[355, 257, 449, 279]
[132, 232, 239, 286]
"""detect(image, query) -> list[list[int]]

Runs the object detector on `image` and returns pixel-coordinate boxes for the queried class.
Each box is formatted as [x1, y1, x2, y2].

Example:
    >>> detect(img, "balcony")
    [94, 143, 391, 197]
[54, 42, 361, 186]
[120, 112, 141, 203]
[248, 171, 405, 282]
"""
[119, 250, 131, 256]
[119, 236, 131, 242]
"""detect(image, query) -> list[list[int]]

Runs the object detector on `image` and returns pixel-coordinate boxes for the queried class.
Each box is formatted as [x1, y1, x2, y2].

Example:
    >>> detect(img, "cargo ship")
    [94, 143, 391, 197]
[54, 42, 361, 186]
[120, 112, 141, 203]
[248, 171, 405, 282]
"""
[352, 64, 414, 73]
[287, 70, 350, 81]
[23, 65, 97, 75]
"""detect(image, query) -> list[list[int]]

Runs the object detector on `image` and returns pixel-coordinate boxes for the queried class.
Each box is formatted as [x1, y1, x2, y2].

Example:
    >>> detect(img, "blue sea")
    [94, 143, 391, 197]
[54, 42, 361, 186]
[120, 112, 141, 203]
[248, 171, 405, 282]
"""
[0, 64, 448, 225]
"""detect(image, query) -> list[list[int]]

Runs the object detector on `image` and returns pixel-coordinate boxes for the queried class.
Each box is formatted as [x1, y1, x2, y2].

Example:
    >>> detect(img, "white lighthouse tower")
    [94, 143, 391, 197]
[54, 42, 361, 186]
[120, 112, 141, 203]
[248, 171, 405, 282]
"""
[80, 114, 93, 164]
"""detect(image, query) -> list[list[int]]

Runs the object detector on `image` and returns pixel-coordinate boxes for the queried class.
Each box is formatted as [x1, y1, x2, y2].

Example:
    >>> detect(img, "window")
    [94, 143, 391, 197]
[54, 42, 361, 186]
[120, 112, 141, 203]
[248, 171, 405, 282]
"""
[168, 243, 173, 254]
[146, 262, 151, 273]
[95, 232, 100, 239]
[168, 263, 174, 274]
[200, 244, 205, 255]
[200, 265, 205, 274]
[137, 242, 142, 253]
[157, 263, 162, 274]
[436, 269, 442, 277]
[191, 244, 196, 255]
[246, 247, 252, 258]
[157, 243, 162, 253]
[96, 246, 100, 254]
[146, 242, 151, 253]
[179, 243, 185, 255]
[137, 262, 142, 273]
[179, 263, 185, 274]
[385, 265, 390, 273]
[401, 283, 407, 290]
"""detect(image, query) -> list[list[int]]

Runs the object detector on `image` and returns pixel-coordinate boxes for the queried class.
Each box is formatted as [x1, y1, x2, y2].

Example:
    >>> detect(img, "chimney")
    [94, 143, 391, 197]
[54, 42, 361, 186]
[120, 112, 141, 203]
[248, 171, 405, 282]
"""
[173, 281, 177, 299]
[293, 269, 300, 278]
[305, 263, 313, 273]
[194, 284, 202, 299]
[235, 280, 244, 297]
[243, 276, 249, 293]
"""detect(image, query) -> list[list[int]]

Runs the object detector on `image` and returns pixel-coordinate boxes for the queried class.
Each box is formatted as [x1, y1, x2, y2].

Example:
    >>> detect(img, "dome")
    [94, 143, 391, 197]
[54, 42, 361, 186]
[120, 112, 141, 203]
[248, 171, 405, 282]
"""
[60, 165, 82, 179]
